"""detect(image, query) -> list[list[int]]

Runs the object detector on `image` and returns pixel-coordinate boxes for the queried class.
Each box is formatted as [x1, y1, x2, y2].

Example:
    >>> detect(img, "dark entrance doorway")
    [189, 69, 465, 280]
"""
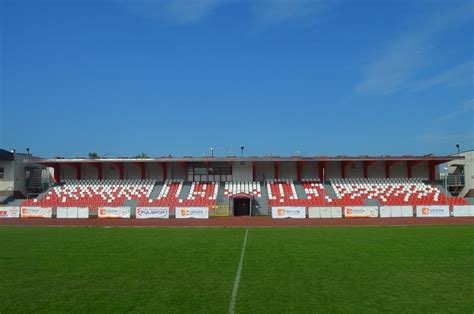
[233, 197, 250, 216]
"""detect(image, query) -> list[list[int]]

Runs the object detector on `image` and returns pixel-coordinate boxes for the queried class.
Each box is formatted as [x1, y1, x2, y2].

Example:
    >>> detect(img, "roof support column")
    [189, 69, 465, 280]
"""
[52, 163, 61, 183]
[363, 160, 377, 179]
[385, 160, 401, 179]
[252, 161, 256, 181]
[132, 162, 146, 180]
[341, 161, 351, 179]
[296, 161, 305, 181]
[274, 161, 280, 180]
[159, 162, 168, 181]
[87, 162, 103, 180]
[111, 162, 124, 180]
[407, 160, 424, 178]
[65, 163, 82, 180]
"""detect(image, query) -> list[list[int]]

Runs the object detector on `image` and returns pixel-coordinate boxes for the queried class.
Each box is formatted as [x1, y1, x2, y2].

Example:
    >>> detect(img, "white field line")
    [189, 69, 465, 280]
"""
[228, 228, 249, 314]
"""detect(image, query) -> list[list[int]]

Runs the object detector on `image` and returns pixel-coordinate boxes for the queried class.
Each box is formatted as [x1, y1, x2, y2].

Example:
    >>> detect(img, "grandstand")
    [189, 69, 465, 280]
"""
[7, 154, 470, 218]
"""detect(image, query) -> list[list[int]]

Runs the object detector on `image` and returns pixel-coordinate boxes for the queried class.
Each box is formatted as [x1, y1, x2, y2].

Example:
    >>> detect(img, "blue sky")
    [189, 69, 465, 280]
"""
[1, 0, 473, 158]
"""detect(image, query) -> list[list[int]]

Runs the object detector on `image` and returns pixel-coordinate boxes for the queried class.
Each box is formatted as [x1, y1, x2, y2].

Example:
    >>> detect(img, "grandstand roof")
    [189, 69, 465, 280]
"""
[25, 155, 463, 164]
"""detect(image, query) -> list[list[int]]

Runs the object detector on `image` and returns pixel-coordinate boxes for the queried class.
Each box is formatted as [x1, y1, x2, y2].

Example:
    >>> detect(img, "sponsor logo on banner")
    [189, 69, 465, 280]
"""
[0, 206, 20, 218]
[21, 207, 52, 218]
[416, 206, 449, 217]
[271, 207, 306, 219]
[344, 206, 378, 218]
[98, 207, 130, 219]
[175, 207, 209, 219]
[136, 207, 169, 219]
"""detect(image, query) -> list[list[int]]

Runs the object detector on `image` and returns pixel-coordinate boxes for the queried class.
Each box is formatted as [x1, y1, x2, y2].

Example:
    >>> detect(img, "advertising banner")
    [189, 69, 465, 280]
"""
[0, 206, 20, 218]
[175, 207, 209, 219]
[98, 207, 131, 219]
[379, 206, 392, 218]
[311, 207, 342, 218]
[379, 206, 403, 218]
[344, 206, 378, 218]
[56, 207, 68, 218]
[401, 206, 413, 217]
[308, 207, 321, 218]
[136, 207, 169, 219]
[21, 207, 52, 218]
[271, 207, 306, 219]
[452, 205, 473, 217]
[77, 207, 89, 218]
[416, 205, 449, 217]
[56, 207, 87, 218]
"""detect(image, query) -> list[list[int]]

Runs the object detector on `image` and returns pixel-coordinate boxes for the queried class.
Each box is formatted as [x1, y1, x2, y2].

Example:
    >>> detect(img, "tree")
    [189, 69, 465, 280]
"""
[88, 152, 99, 159]
[134, 153, 149, 158]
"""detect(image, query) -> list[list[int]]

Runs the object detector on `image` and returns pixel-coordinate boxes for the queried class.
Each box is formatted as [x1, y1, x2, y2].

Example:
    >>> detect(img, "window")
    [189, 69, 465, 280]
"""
[0, 167, 4, 179]
[186, 166, 232, 182]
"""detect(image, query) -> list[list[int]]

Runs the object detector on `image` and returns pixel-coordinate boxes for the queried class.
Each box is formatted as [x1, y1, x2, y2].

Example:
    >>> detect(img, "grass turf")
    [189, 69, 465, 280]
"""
[0, 226, 473, 313]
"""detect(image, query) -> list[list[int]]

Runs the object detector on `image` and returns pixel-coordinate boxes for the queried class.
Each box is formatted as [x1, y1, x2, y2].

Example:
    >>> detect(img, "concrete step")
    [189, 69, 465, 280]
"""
[324, 183, 338, 199]
[178, 182, 191, 200]
[149, 183, 163, 199]
[294, 181, 307, 199]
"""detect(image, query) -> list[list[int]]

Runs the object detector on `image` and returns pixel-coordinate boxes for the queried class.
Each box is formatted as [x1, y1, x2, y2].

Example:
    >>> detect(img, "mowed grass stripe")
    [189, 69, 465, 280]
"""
[237, 226, 474, 313]
[0, 227, 245, 313]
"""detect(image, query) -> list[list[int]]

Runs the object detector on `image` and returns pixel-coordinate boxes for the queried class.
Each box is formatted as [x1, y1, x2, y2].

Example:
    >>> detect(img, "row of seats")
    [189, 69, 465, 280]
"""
[22, 180, 155, 210]
[224, 181, 262, 197]
[330, 178, 468, 205]
[23, 179, 468, 208]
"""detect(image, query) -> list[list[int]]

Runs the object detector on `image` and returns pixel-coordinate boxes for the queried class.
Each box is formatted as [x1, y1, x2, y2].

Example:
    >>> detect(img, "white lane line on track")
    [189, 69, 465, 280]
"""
[228, 228, 249, 314]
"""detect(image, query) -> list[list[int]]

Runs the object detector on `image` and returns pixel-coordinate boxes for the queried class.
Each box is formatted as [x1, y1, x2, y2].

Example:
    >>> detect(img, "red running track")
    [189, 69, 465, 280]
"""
[1, 216, 474, 227]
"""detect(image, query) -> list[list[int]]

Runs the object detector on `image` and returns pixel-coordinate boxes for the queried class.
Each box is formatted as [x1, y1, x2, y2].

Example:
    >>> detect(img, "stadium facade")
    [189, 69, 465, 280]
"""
[2, 149, 473, 218]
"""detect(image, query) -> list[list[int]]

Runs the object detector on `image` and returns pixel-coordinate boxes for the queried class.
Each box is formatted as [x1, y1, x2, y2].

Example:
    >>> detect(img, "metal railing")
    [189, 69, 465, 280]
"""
[445, 175, 465, 186]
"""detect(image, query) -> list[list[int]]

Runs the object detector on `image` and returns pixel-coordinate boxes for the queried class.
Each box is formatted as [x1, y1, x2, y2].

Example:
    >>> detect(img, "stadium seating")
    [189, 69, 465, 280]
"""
[224, 181, 262, 197]
[139, 180, 217, 207]
[302, 179, 335, 206]
[22, 180, 155, 210]
[330, 178, 468, 205]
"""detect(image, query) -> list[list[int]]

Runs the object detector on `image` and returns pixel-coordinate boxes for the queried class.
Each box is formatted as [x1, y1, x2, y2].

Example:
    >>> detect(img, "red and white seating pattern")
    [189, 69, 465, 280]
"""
[140, 180, 217, 207]
[302, 179, 334, 206]
[224, 181, 262, 197]
[187, 182, 219, 201]
[267, 179, 300, 206]
[140, 179, 182, 207]
[330, 178, 467, 205]
[22, 180, 155, 210]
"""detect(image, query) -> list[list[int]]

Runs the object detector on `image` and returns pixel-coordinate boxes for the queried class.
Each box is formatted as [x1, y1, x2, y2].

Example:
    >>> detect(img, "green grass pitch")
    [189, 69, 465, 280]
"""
[1, 226, 473, 313]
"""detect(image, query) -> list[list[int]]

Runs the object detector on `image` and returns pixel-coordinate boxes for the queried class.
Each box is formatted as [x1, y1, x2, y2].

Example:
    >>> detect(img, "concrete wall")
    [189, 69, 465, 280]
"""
[390, 161, 407, 178]
[169, 163, 186, 180]
[346, 161, 363, 178]
[412, 161, 429, 179]
[255, 161, 274, 181]
[232, 161, 252, 181]
[367, 161, 385, 178]
[281, 161, 297, 180]
[325, 162, 341, 179]
[0, 160, 14, 195]
[301, 162, 318, 179]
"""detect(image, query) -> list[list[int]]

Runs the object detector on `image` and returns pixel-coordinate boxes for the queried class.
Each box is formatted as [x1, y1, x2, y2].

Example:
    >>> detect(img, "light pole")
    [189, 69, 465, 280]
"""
[240, 145, 245, 158]
[443, 166, 449, 206]
[456, 144, 460, 155]
[210, 147, 214, 158]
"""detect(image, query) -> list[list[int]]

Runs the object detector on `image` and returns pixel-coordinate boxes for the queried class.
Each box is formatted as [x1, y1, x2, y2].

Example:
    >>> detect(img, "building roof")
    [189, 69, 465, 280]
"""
[0, 149, 14, 161]
[25, 154, 463, 165]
